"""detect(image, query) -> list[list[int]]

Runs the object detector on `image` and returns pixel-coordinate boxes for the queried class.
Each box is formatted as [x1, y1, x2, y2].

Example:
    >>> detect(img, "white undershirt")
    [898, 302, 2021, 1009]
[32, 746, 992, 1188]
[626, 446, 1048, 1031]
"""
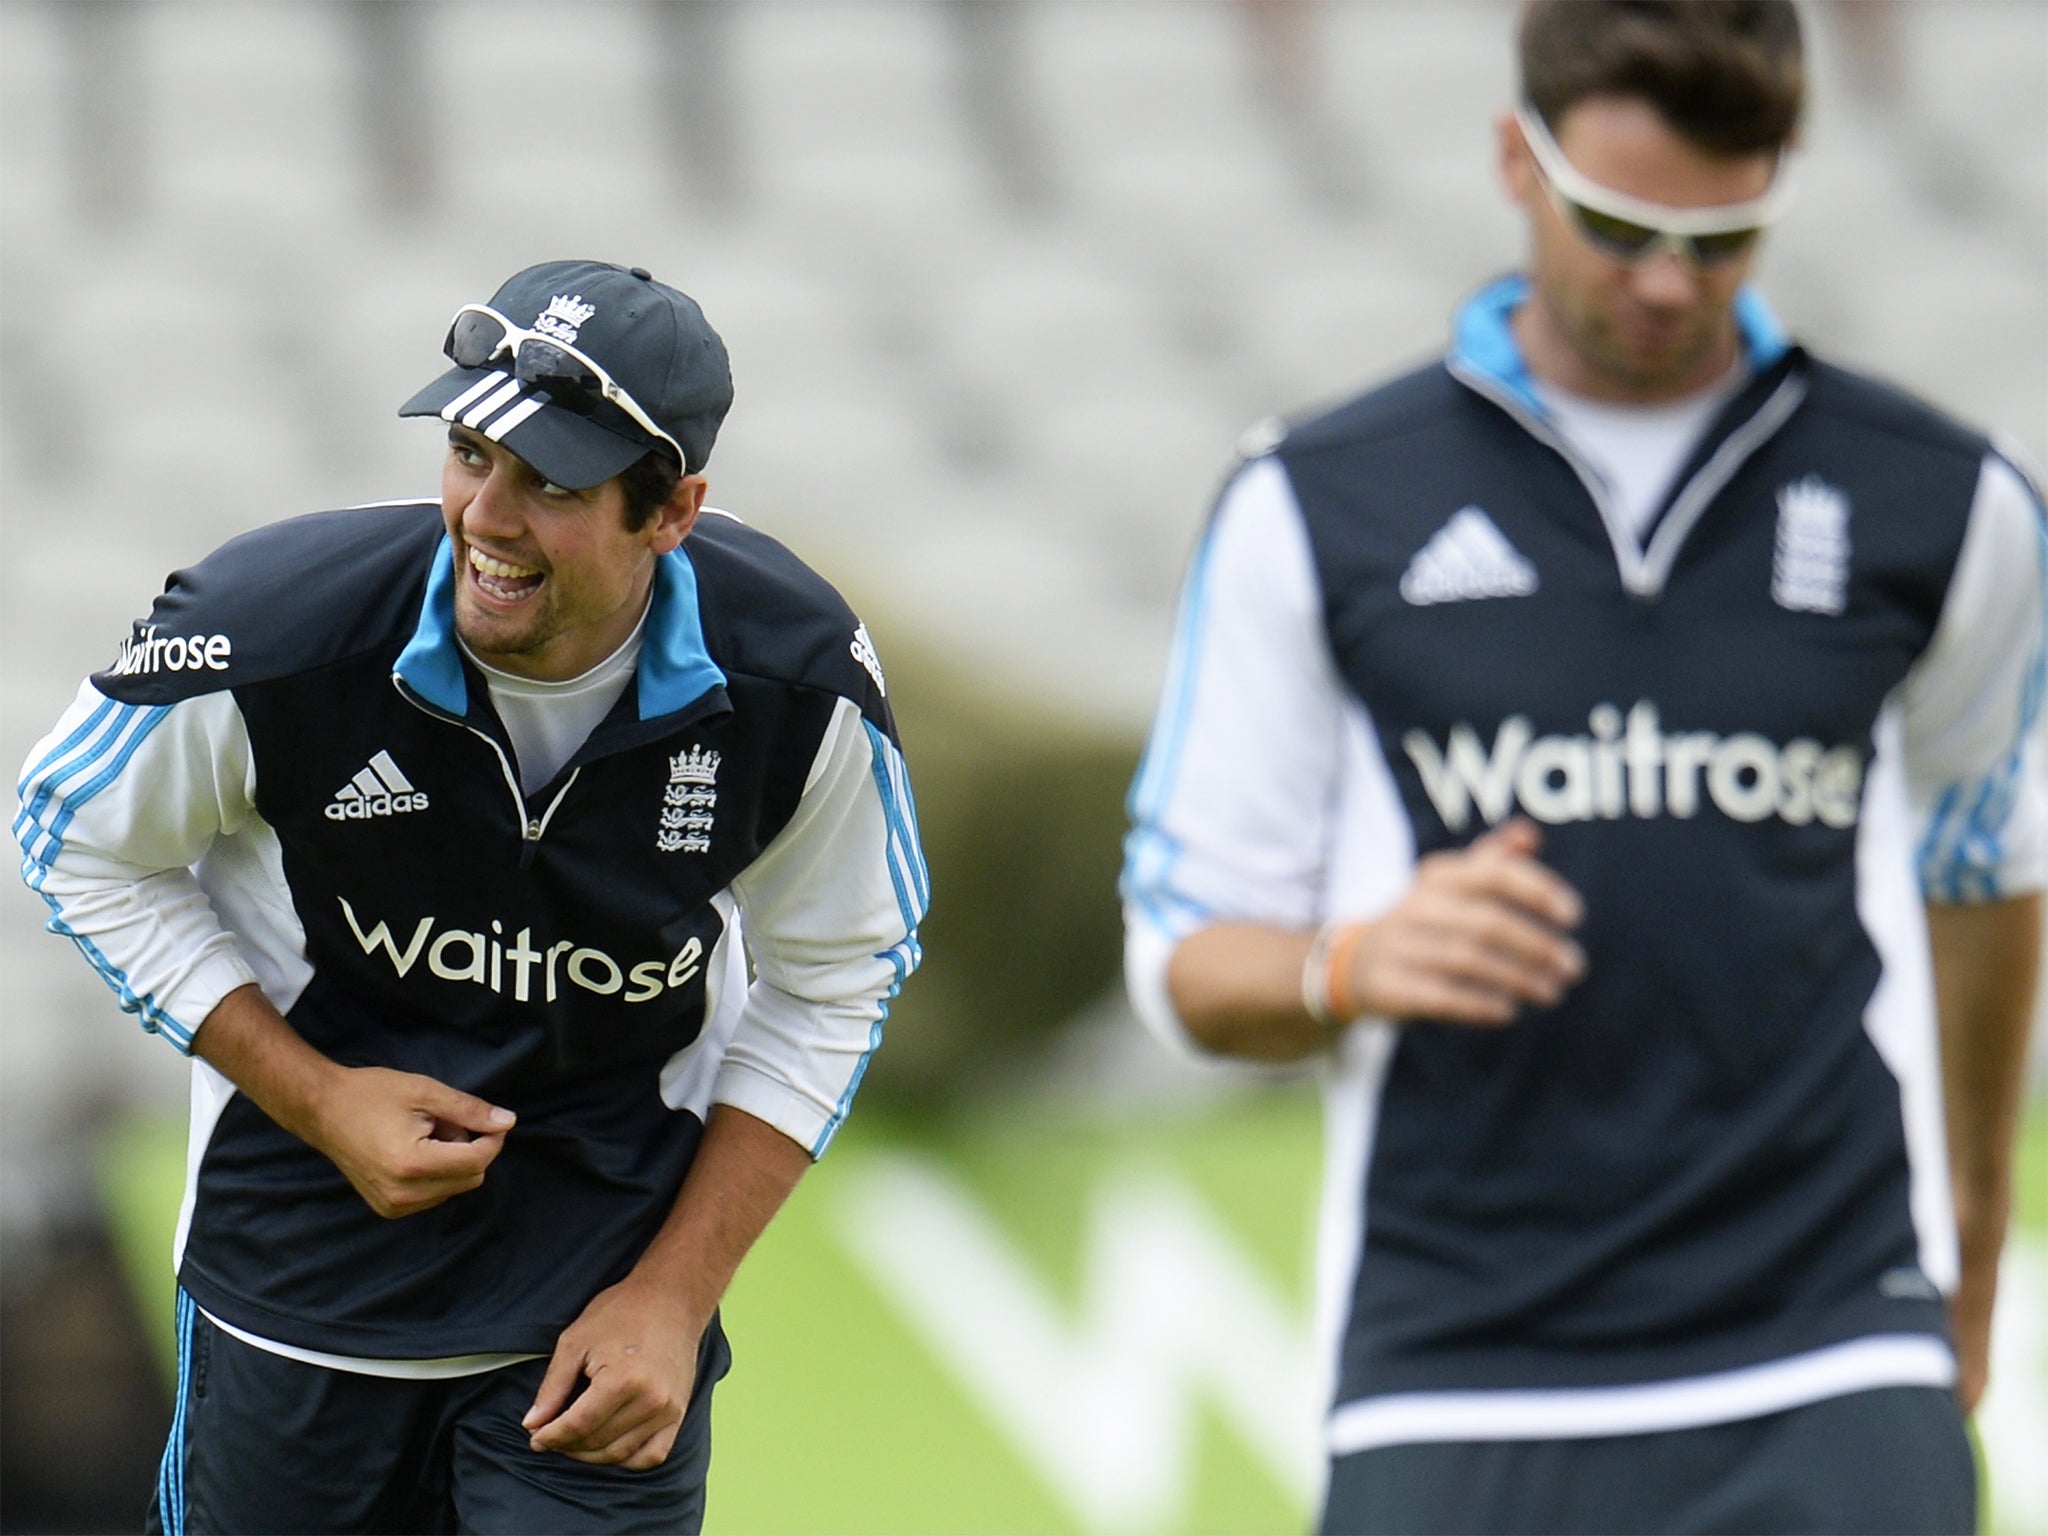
[201, 1307, 542, 1379]
[1536, 362, 1749, 545]
[462, 605, 649, 795]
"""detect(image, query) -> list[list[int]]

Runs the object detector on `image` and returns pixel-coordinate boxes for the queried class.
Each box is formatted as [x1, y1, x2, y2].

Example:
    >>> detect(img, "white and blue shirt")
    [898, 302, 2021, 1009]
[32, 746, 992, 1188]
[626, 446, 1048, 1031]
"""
[1124, 277, 2047, 1451]
[18, 501, 928, 1363]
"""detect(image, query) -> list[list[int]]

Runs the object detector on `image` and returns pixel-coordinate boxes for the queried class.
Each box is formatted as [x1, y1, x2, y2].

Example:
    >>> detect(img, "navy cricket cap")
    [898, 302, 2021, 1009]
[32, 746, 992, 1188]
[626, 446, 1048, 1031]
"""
[399, 259, 733, 488]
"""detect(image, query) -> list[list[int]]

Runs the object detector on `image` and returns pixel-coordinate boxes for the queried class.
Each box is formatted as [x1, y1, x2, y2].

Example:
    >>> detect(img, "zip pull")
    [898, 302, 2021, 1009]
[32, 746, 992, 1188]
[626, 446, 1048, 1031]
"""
[520, 769, 581, 864]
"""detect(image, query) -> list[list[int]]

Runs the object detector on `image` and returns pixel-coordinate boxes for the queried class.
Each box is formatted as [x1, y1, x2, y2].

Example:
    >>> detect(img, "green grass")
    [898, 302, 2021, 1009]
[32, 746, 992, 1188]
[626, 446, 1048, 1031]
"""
[97, 1093, 2048, 1534]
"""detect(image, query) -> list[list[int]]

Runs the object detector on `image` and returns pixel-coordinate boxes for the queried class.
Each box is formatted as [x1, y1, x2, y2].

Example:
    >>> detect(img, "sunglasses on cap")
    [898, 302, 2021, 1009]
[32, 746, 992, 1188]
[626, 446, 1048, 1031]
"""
[1515, 106, 1791, 268]
[443, 304, 687, 470]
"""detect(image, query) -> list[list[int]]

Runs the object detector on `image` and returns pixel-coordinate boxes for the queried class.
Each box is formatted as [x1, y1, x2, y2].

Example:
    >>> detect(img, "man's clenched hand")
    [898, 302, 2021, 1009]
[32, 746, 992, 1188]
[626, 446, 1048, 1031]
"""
[309, 1066, 515, 1219]
[1342, 818, 1587, 1026]
[192, 985, 514, 1219]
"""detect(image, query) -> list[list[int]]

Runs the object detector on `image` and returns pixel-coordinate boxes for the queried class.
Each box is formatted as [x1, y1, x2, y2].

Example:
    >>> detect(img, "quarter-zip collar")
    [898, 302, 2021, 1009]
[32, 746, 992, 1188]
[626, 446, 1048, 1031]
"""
[395, 537, 728, 724]
[1448, 273, 1789, 415]
[393, 536, 468, 716]
[636, 543, 729, 719]
[1444, 274, 1805, 600]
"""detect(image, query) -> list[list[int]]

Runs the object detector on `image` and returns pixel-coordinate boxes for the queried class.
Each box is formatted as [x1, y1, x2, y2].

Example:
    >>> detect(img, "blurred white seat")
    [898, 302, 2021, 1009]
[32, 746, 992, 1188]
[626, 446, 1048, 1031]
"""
[679, 246, 884, 399]
[1235, 231, 1467, 412]
[710, 376, 938, 541]
[1321, 1, 1515, 179]
[0, 1, 65, 232]
[928, 230, 1177, 397]
[733, 0, 993, 228]
[421, 0, 669, 241]
[137, 0, 357, 235]
[1, 0, 2041, 709]
[1028, 378, 1242, 536]
[1023, 0, 1300, 229]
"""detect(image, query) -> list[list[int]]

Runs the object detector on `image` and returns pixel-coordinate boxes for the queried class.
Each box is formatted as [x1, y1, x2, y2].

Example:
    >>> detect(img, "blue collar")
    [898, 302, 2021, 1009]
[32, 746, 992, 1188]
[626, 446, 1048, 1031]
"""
[395, 538, 726, 721]
[636, 545, 728, 718]
[1448, 273, 1790, 413]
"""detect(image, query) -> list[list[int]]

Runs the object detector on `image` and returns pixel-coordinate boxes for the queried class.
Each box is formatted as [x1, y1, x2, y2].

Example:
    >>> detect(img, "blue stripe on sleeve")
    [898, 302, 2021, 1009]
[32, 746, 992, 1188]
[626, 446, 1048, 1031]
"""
[813, 725, 931, 1157]
[13, 701, 133, 851]
[1126, 526, 1220, 828]
[1918, 473, 2048, 901]
[12, 695, 117, 829]
[1915, 784, 1962, 897]
[1121, 520, 1229, 928]
[26, 887, 195, 1048]
[16, 703, 166, 863]
[813, 948, 902, 1160]
[863, 721, 931, 928]
[32, 706, 172, 864]
[17, 703, 192, 1046]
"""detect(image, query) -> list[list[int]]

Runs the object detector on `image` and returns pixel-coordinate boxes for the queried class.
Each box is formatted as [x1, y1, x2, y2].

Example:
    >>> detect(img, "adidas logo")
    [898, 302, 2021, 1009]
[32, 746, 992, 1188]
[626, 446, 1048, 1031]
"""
[1400, 507, 1539, 606]
[324, 750, 431, 822]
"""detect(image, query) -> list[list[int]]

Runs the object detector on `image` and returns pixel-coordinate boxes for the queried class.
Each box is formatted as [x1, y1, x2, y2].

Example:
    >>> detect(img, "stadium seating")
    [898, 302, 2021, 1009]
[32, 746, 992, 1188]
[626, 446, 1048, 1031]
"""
[1, 0, 2043, 1133]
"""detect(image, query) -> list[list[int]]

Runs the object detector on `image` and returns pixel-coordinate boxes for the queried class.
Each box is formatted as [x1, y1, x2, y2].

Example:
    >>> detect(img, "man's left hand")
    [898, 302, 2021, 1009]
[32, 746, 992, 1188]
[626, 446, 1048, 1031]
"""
[522, 1277, 703, 1467]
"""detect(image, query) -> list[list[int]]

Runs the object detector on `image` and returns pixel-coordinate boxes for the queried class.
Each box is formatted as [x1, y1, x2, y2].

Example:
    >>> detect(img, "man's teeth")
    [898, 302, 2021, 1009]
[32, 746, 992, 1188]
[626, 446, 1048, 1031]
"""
[469, 548, 540, 580]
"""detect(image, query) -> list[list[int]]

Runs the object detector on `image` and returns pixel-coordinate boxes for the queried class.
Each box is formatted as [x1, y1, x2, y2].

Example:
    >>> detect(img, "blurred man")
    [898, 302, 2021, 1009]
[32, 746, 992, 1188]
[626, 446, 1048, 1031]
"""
[1122, 4, 2042, 1531]
[16, 259, 927, 1534]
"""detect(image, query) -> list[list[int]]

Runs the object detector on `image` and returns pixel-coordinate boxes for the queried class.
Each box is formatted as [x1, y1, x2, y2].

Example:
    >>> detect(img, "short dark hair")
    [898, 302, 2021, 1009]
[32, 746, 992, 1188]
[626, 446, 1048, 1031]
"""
[617, 446, 683, 532]
[1520, 0, 1804, 157]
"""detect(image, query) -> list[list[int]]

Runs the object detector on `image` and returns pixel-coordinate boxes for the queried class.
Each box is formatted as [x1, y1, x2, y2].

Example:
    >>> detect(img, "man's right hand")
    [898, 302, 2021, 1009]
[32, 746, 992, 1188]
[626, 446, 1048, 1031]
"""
[309, 1066, 515, 1219]
[1164, 819, 1587, 1060]
[1344, 818, 1586, 1026]
[194, 984, 514, 1219]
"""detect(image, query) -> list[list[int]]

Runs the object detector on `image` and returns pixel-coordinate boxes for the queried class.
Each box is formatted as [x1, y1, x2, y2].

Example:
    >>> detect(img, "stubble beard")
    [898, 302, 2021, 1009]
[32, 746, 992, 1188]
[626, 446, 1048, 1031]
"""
[1580, 302, 1723, 400]
[456, 586, 557, 661]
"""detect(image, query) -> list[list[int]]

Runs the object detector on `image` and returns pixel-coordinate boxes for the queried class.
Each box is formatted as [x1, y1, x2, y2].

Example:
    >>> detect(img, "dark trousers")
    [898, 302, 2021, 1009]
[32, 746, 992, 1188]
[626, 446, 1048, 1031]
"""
[147, 1290, 730, 1535]
[1319, 1385, 1975, 1536]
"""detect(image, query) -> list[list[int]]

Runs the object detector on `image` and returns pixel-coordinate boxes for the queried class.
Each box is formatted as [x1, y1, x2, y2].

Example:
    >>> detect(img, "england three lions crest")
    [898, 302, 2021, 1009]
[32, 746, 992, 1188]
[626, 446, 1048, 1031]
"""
[659, 744, 720, 854]
[1772, 476, 1851, 616]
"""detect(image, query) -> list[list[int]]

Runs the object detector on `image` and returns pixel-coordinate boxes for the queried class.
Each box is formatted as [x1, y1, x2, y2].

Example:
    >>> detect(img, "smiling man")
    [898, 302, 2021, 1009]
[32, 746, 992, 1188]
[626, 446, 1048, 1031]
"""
[17, 260, 927, 1534]
[1123, 3, 2043, 1532]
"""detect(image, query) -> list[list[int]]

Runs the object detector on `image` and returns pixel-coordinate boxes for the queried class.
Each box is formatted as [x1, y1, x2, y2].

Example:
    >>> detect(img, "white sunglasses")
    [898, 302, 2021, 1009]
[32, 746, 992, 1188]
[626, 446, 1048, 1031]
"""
[444, 304, 688, 469]
[1516, 106, 1793, 267]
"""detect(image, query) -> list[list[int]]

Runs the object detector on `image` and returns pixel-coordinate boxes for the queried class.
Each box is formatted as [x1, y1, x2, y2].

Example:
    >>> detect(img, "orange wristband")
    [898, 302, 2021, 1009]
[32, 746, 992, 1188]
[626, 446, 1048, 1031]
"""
[1322, 922, 1370, 1023]
[1302, 920, 1369, 1028]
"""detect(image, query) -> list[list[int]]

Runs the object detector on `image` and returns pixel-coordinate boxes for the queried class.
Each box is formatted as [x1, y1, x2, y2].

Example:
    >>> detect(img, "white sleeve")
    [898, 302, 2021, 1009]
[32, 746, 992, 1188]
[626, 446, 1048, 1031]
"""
[1903, 450, 2048, 902]
[715, 697, 928, 1158]
[1120, 454, 1349, 1051]
[15, 680, 261, 1051]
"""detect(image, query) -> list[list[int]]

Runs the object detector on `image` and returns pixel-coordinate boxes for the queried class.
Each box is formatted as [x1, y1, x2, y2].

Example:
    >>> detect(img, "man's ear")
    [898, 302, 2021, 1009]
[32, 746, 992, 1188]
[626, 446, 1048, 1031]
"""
[1497, 109, 1538, 209]
[650, 475, 709, 555]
